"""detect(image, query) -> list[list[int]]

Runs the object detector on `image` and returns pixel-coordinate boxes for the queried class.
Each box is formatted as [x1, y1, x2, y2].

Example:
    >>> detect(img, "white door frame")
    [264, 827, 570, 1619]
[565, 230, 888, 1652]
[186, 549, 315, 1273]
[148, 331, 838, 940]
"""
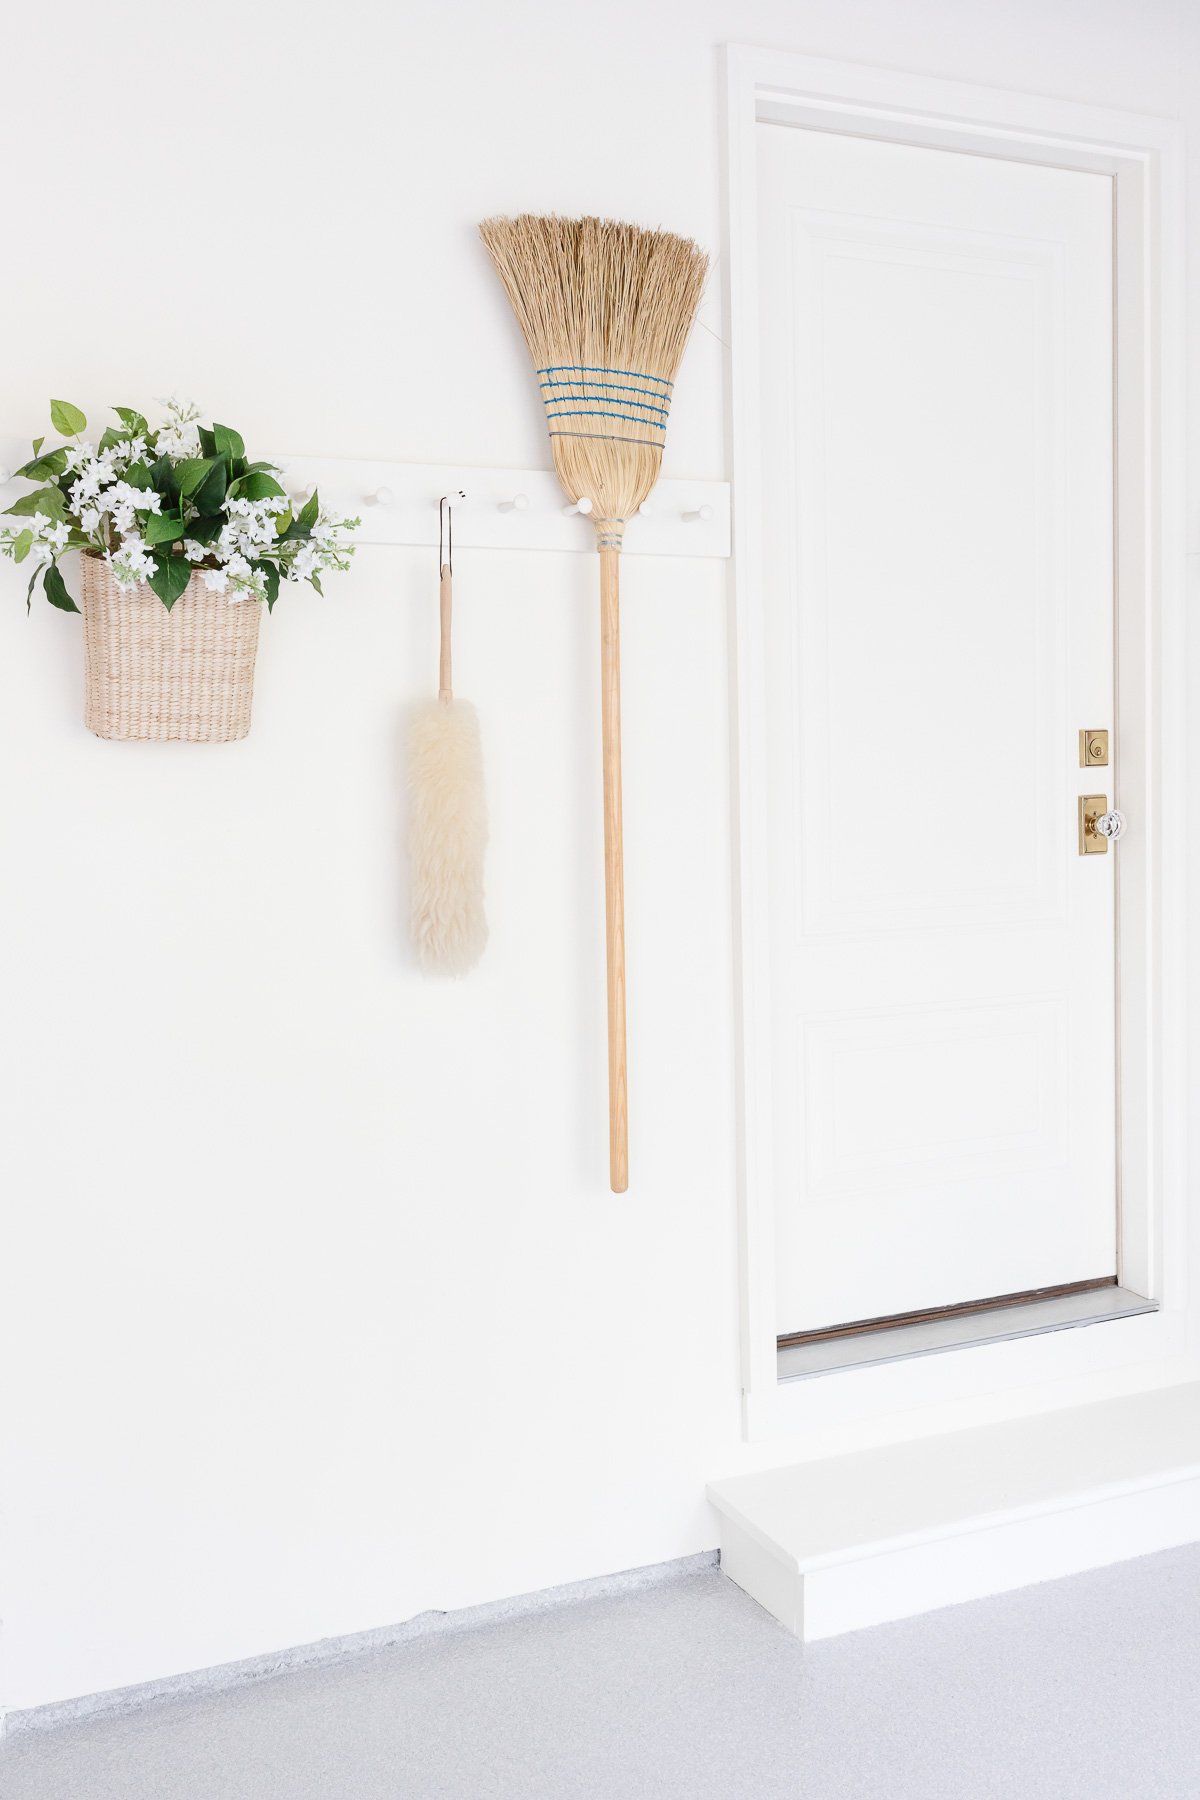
[725, 46, 1189, 1443]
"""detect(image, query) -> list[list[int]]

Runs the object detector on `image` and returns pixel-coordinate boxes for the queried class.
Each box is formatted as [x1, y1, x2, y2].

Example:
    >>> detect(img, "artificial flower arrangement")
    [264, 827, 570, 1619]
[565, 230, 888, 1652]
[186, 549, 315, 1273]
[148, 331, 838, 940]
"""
[0, 398, 359, 741]
[1, 397, 357, 611]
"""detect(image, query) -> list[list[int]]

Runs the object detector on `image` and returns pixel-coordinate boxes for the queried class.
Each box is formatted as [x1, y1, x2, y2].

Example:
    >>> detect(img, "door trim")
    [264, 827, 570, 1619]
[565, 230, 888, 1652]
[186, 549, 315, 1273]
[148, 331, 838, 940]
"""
[724, 46, 1189, 1443]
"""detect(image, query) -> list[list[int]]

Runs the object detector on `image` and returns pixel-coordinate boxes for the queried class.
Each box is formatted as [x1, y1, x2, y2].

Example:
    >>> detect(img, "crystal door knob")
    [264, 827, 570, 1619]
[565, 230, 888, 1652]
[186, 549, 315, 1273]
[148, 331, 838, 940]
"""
[1079, 796, 1125, 854]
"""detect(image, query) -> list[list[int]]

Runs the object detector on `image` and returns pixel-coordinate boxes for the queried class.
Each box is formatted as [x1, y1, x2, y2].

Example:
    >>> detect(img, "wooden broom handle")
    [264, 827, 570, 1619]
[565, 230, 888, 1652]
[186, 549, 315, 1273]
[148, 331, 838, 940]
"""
[599, 545, 629, 1193]
[439, 562, 453, 701]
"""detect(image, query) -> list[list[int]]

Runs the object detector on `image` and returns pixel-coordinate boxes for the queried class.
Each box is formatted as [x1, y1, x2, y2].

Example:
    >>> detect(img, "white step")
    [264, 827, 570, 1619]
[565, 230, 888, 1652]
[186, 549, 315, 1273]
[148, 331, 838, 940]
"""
[707, 1382, 1200, 1640]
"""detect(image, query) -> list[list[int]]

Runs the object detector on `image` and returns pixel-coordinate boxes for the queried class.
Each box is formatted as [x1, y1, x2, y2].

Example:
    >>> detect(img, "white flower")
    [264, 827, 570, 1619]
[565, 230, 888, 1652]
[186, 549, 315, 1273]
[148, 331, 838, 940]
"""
[1, 512, 61, 572]
[157, 395, 202, 426]
[101, 481, 163, 536]
[218, 551, 268, 606]
[106, 533, 157, 592]
[11, 513, 72, 570]
[155, 396, 203, 460]
[277, 507, 358, 588]
[2, 511, 79, 573]
[183, 540, 208, 562]
[201, 567, 229, 593]
[70, 465, 104, 506]
[215, 496, 281, 566]
[109, 434, 148, 471]
[287, 543, 318, 583]
[156, 420, 202, 459]
[232, 566, 268, 606]
[95, 447, 124, 483]
[114, 481, 160, 512]
[36, 516, 71, 553]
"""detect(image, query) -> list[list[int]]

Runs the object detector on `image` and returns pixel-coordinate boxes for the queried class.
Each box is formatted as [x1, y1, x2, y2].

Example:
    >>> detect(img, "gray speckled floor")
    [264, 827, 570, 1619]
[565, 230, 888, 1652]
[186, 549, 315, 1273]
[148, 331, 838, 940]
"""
[6, 1545, 1200, 1799]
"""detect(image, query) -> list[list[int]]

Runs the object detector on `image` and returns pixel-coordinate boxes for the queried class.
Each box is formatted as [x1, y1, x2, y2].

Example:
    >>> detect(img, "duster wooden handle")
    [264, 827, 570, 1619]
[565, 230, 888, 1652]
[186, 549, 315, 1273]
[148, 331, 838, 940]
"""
[439, 563, 453, 701]
[599, 545, 628, 1193]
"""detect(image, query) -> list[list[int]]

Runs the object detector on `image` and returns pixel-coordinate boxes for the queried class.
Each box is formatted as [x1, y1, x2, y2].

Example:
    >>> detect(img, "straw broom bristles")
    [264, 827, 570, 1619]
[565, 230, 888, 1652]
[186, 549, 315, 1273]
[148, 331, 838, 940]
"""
[479, 214, 707, 1193]
[478, 215, 708, 542]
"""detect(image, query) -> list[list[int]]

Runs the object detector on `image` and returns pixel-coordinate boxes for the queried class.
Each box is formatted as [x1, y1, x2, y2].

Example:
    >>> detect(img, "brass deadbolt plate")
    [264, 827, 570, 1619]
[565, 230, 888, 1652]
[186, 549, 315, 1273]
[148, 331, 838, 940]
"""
[1080, 729, 1109, 767]
[1079, 794, 1109, 855]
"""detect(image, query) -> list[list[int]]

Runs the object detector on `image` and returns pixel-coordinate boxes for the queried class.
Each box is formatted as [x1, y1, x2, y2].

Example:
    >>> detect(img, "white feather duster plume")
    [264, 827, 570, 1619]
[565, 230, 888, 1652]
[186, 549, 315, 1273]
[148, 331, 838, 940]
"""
[408, 695, 487, 973]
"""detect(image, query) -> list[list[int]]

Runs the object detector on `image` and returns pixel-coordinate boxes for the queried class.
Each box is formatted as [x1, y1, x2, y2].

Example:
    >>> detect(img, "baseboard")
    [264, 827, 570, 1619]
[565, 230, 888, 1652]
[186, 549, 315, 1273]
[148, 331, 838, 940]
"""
[1, 1549, 719, 1739]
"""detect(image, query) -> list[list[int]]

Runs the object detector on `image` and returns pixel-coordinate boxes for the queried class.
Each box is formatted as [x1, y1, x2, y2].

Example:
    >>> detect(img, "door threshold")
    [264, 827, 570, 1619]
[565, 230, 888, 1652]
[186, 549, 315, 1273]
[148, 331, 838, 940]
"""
[777, 1284, 1157, 1382]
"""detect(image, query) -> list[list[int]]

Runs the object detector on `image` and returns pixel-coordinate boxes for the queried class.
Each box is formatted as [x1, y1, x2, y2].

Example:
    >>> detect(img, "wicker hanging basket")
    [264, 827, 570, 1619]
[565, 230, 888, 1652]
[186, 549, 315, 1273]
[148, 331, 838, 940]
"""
[80, 554, 264, 743]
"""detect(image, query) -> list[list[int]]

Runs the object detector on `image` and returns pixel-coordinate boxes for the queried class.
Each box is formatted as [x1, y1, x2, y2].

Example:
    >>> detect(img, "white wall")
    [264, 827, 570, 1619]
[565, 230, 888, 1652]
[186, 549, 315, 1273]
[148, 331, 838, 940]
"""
[1, 0, 1195, 1713]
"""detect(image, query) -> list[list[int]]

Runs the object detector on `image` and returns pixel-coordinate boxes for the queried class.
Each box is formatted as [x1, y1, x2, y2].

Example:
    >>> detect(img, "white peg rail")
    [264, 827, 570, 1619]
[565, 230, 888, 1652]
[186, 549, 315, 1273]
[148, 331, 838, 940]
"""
[282, 459, 731, 558]
[0, 442, 731, 560]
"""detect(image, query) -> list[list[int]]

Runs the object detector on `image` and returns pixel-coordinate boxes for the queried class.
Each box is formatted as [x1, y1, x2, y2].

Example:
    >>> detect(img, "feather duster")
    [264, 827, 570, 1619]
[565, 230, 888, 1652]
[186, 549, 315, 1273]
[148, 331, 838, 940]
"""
[408, 696, 487, 973]
[408, 527, 487, 974]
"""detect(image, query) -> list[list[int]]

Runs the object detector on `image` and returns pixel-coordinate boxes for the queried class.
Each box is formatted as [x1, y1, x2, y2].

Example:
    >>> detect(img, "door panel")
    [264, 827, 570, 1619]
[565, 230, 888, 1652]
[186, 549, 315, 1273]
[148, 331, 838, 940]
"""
[757, 125, 1115, 1335]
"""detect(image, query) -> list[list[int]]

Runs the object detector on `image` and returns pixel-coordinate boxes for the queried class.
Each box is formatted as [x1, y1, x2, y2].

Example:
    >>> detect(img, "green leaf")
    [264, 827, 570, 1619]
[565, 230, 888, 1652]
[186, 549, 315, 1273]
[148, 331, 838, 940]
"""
[309, 572, 323, 595]
[43, 562, 79, 612]
[212, 422, 245, 463]
[192, 459, 227, 515]
[31, 436, 44, 456]
[148, 455, 178, 498]
[114, 407, 148, 435]
[97, 425, 129, 453]
[14, 449, 68, 481]
[147, 551, 193, 610]
[6, 486, 66, 519]
[197, 425, 216, 457]
[174, 457, 214, 497]
[233, 470, 286, 504]
[183, 515, 222, 546]
[241, 460, 280, 476]
[143, 513, 187, 546]
[49, 399, 87, 436]
[25, 565, 38, 613]
[255, 560, 281, 612]
[298, 491, 320, 531]
[122, 461, 154, 491]
[11, 528, 33, 563]
[65, 528, 92, 549]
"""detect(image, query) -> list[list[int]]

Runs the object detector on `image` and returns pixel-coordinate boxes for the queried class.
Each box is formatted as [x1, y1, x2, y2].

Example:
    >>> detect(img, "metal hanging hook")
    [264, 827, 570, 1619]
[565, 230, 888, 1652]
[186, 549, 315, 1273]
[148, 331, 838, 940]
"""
[439, 490, 466, 574]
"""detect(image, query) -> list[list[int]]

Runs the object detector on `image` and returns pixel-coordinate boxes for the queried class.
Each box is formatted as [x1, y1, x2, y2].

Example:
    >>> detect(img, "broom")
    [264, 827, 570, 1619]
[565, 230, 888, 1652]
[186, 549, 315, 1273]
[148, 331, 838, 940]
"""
[408, 497, 488, 975]
[479, 214, 708, 1192]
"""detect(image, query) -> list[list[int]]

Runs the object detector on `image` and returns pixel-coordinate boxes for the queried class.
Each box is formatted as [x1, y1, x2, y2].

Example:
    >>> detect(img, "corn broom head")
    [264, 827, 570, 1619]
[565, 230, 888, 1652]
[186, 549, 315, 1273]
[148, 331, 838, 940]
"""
[479, 215, 708, 547]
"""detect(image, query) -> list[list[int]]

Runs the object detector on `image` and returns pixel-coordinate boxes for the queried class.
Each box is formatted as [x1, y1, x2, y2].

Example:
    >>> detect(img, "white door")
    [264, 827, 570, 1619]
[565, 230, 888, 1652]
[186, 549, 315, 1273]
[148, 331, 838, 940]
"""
[757, 125, 1116, 1337]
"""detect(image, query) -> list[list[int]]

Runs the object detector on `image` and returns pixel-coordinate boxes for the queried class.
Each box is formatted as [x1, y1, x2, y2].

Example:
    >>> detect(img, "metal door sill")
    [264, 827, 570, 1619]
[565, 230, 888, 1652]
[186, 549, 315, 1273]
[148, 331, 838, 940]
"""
[777, 1286, 1158, 1382]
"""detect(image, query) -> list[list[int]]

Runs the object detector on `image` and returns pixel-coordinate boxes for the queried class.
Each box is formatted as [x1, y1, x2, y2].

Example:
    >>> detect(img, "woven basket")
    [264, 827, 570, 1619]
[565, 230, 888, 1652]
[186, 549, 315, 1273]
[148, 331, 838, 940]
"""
[81, 555, 264, 742]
